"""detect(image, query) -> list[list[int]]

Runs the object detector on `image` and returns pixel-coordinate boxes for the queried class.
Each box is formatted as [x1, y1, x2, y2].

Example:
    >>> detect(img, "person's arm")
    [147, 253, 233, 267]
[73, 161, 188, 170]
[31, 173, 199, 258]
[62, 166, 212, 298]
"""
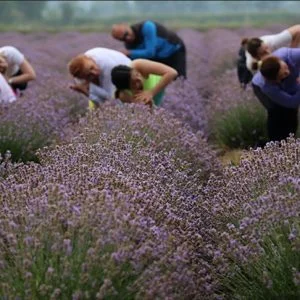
[70, 81, 89, 97]
[264, 85, 300, 108]
[89, 83, 110, 103]
[117, 90, 134, 103]
[133, 59, 178, 103]
[128, 21, 157, 59]
[9, 59, 36, 85]
[288, 48, 300, 69]
[287, 25, 300, 47]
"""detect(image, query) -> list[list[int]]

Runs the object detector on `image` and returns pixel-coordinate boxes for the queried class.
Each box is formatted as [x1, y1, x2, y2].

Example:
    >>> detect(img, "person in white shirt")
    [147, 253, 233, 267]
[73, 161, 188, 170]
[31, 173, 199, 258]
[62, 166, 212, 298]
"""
[0, 73, 16, 104]
[68, 47, 131, 110]
[243, 25, 300, 73]
[0, 46, 36, 93]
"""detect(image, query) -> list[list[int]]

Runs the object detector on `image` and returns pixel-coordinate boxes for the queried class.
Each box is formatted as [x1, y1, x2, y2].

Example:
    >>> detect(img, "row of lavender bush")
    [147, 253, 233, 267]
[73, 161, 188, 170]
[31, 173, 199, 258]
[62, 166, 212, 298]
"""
[1, 25, 299, 298]
[1, 103, 299, 298]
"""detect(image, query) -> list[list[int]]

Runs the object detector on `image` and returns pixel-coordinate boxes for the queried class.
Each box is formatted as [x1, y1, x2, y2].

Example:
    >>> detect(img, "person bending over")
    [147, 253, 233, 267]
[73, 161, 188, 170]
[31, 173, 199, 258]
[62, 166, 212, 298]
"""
[252, 47, 300, 142]
[68, 47, 131, 110]
[111, 59, 177, 107]
[245, 25, 300, 73]
[0, 46, 36, 93]
[111, 20, 186, 79]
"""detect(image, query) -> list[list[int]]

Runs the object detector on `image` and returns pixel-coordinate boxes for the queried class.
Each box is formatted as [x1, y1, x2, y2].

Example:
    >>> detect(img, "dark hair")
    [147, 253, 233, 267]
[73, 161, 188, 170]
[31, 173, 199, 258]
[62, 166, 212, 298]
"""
[252, 61, 260, 71]
[240, 38, 248, 47]
[111, 65, 132, 90]
[260, 56, 281, 81]
[246, 38, 263, 59]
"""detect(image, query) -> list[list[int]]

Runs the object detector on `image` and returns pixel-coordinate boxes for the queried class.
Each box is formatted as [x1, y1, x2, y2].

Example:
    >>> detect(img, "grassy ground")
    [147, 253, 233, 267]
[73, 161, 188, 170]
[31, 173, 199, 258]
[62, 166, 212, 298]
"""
[219, 149, 245, 166]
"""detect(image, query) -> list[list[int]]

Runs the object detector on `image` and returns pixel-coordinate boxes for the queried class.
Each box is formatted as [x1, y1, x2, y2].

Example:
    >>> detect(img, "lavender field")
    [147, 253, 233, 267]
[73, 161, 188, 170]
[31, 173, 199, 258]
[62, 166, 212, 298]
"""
[1, 25, 300, 299]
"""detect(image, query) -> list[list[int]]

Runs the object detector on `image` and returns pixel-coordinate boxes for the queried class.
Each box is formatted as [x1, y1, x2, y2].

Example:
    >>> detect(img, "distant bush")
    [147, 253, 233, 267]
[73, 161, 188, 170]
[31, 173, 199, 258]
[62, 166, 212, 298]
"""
[210, 102, 268, 149]
[0, 120, 52, 163]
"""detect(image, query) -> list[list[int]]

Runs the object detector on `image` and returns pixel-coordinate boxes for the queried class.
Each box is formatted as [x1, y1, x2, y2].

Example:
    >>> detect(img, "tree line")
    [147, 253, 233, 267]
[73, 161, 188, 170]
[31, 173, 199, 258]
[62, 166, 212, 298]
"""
[0, 1, 299, 26]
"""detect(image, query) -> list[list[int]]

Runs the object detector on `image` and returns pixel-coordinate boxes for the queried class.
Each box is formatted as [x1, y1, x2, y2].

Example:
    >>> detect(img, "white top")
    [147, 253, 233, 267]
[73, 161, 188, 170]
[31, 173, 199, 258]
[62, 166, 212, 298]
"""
[245, 29, 292, 73]
[84, 48, 131, 103]
[0, 73, 16, 104]
[0, 46, 25, 78]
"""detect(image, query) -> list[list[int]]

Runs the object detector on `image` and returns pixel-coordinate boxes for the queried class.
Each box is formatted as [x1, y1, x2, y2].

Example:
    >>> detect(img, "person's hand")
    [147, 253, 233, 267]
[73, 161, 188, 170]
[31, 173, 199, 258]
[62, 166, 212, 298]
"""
[119, 49, 130, 57]
[69, 84, 88, 95]
[69, 84, 82, 92]
[133, 90, 153, 105]
[297, 77, 300, 84]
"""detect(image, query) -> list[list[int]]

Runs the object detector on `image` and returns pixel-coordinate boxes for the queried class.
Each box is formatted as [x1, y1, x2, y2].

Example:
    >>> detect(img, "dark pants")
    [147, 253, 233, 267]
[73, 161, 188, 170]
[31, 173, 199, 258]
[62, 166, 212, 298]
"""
[157, 44, 187, 79]
[252, 84, 298, 142]
[11, 69, 28, 92]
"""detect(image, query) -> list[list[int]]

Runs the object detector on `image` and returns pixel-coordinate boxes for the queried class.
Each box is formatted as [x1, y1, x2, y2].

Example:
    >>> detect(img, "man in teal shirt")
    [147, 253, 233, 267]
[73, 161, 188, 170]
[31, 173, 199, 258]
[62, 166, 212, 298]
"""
[111, 20, 186, 79]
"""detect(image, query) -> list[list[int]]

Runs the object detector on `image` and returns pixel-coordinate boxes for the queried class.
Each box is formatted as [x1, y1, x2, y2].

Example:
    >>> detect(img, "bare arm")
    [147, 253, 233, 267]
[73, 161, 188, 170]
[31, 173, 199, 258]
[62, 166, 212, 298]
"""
[132, 59, 178, 97]
[70, 81, 89, 97]
[9, 59, 36, 85]
[118, 90, 134, 103]
[287, 25, 300, 47]
[89, 83, 110, 102]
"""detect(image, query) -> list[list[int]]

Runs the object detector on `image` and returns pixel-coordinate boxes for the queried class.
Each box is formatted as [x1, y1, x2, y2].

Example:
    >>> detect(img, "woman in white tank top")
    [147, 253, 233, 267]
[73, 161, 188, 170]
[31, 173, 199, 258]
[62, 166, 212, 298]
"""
[0, 46, 36, 93]
[243, 25, 300, 73]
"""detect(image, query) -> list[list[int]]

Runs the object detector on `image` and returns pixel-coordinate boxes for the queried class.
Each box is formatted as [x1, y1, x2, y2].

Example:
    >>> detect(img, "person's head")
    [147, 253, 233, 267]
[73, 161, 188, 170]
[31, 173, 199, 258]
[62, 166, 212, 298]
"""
[256, 56, 290, 82]
[111, 24, 135, 43]
[0, 55, 8, 74]
[68, 55, 100, 82]
[244, 37, 271, 59]
[111, 65, 144, 91]
[240, 38, 248, 48]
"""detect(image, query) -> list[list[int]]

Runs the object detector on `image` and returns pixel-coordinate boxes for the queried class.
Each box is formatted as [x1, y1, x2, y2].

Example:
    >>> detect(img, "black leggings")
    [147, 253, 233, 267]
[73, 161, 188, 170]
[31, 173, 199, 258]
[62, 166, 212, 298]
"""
[156, 44, 187, 79]
[11, 69, 28, 91]
[252, 84, 298, 142]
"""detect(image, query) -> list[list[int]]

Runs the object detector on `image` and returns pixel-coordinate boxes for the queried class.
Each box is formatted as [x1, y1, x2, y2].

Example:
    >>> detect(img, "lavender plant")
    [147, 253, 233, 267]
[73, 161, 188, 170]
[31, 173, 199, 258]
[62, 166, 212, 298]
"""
[210, 101, 268, 149]
[0, 26, 297, 299]
[203, 137, 300, 298]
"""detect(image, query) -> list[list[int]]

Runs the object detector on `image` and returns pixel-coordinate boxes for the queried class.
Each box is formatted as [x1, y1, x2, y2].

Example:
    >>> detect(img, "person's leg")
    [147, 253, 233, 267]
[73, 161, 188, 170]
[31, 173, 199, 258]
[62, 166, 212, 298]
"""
[168, 45, 187, 79]
[158, 45, 187, 79]
[280, 107, 298, 138]
[268, 107, 298, 141]
[172, 45, 186, 79]
[252, 83, 292, 142]
[267, 108, 285, 141]
[10, 69, 28, 91]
